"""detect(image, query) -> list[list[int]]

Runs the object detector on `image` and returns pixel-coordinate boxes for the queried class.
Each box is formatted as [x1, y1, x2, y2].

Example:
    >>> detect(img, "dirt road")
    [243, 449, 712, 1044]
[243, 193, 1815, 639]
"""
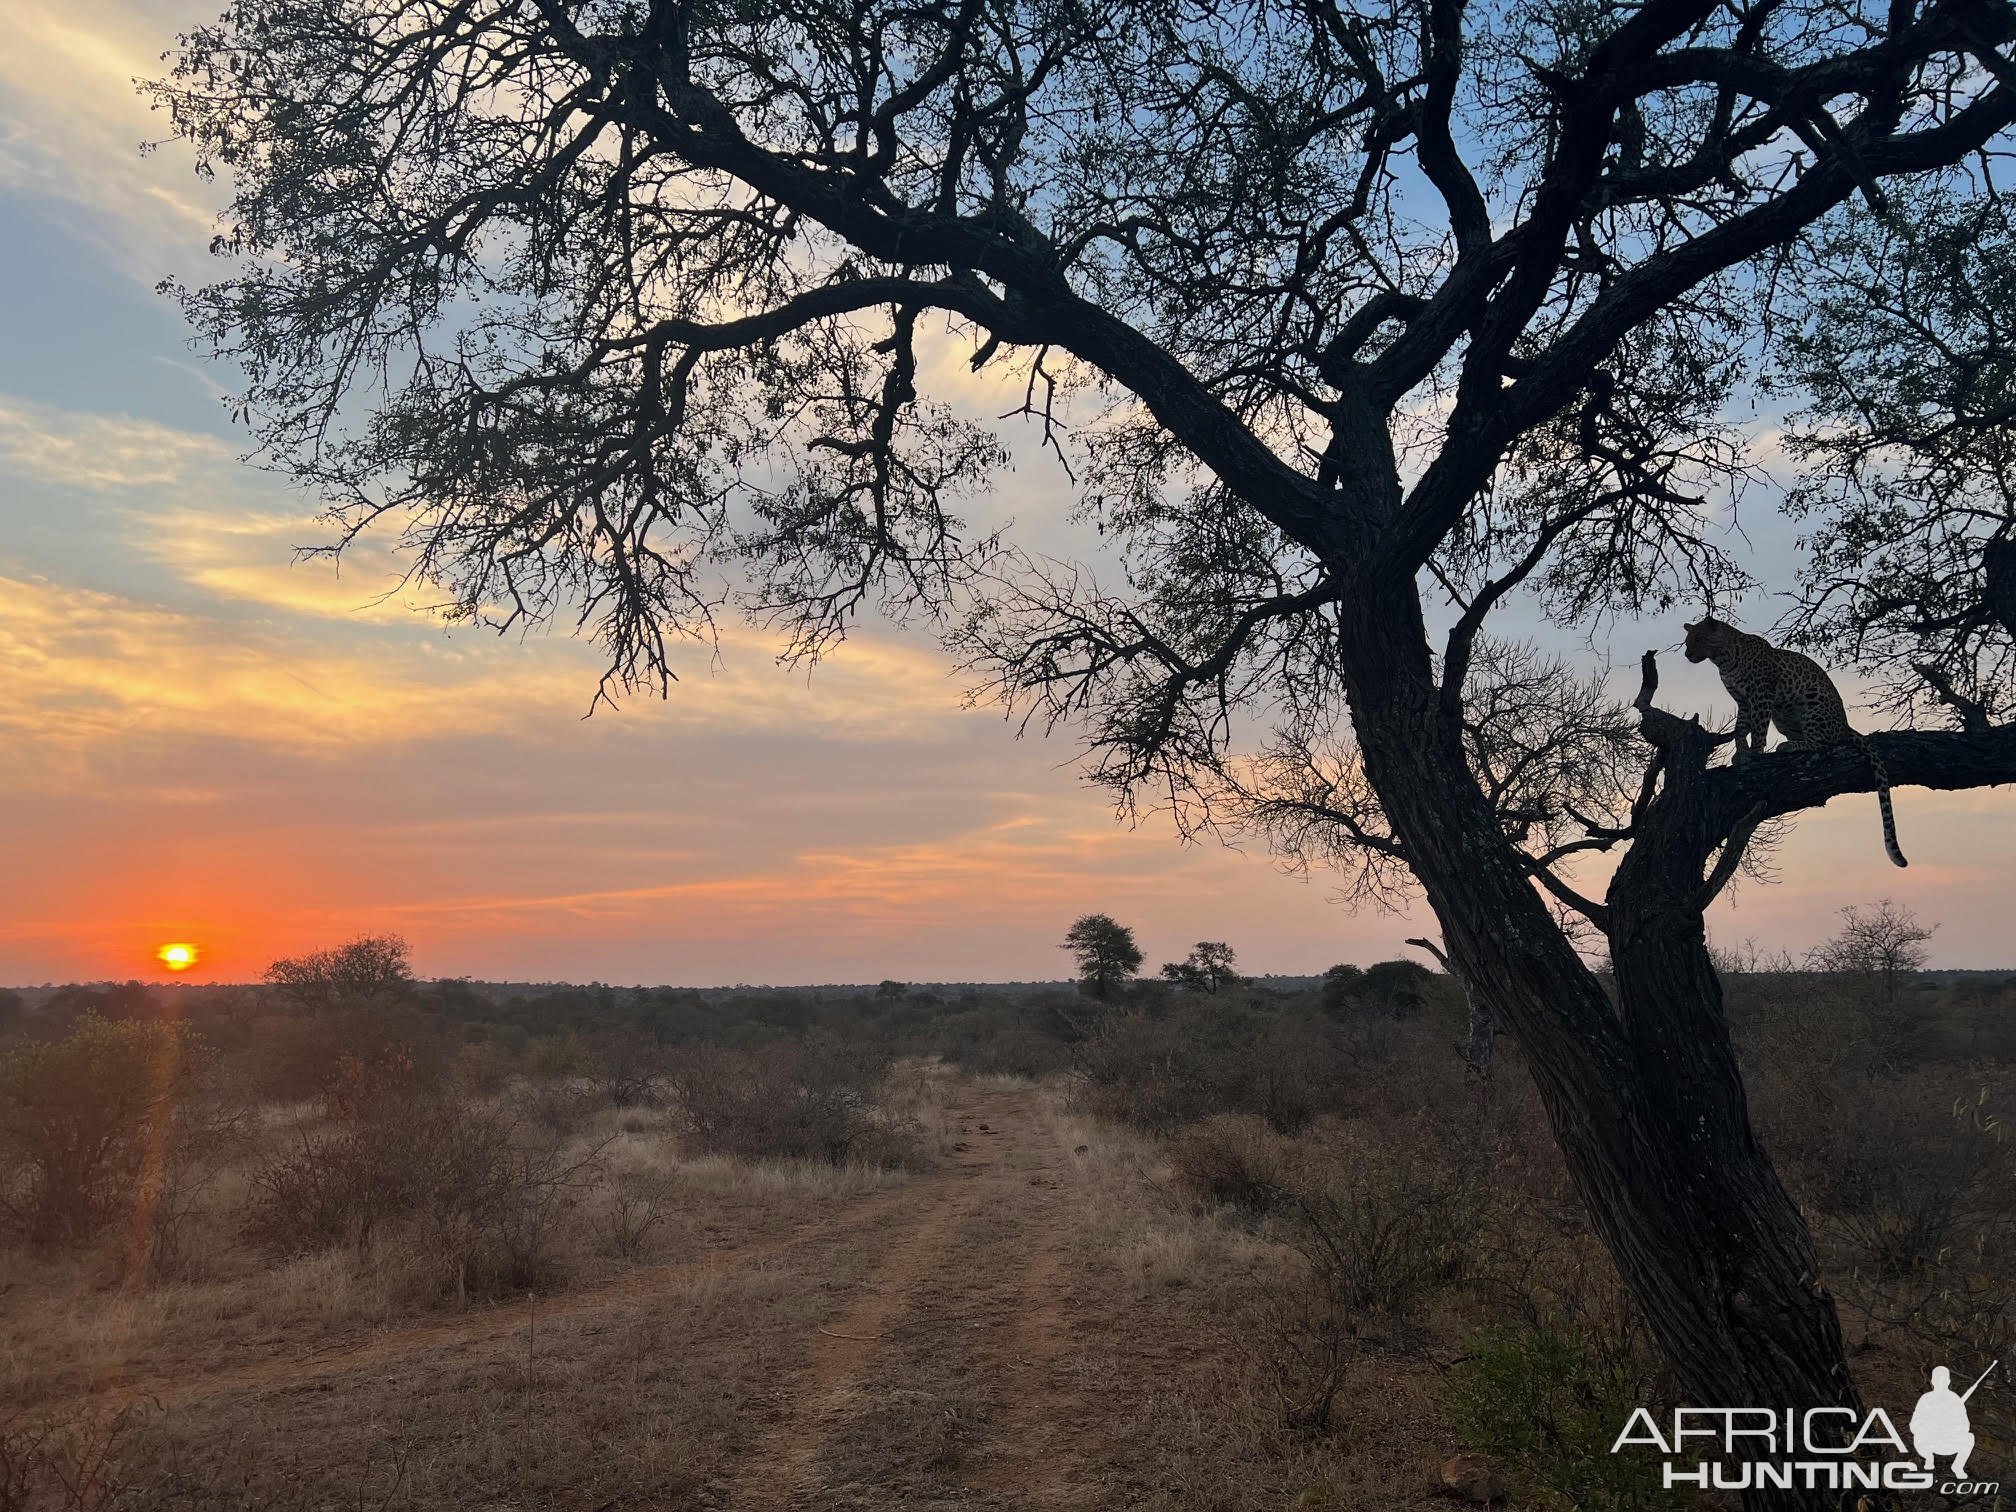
[719, 1079, 1102, 1510]
[56, 1078, 1126, 1510]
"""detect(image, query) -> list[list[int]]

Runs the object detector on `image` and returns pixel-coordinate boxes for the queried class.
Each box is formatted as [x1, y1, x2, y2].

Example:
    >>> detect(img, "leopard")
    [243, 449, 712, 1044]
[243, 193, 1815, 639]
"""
[1682, 615, 1907, 868]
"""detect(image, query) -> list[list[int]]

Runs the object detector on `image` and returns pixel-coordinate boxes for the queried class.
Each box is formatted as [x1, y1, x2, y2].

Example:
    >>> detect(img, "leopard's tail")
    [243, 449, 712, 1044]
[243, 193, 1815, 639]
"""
[1859, 736, 1908, 868]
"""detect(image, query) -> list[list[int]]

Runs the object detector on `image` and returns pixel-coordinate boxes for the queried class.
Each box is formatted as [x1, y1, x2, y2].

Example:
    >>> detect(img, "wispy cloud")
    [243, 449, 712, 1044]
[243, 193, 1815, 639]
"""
[0, 573, 587, 764]
[0, 557, 974, 796]
[0, 395, 231, 491]
[370, 812, 1118, 926]
[0, 0, 218, 280]
[135, 504, 446, 625]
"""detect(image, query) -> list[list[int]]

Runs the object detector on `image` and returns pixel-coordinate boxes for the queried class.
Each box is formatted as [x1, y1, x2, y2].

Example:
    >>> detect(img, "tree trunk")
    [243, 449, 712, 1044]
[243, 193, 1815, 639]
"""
[1335, 585, 1857, 1511]
[1460, 991, 1496, 1078]
[1407, 935, 1495, 1076]
[1984, 534, 2016, 642]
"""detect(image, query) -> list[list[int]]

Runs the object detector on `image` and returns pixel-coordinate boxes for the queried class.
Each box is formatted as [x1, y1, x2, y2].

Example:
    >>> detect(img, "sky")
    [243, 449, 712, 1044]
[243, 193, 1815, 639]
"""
[2, 0, 2013, 988]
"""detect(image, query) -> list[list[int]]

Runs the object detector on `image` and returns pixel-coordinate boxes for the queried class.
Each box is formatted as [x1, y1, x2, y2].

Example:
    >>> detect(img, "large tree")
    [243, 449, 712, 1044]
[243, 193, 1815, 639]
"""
[1061, 913, 1144, 1000]
[154, 0, 2016, 1500]
[1160, 939, 1242, 993]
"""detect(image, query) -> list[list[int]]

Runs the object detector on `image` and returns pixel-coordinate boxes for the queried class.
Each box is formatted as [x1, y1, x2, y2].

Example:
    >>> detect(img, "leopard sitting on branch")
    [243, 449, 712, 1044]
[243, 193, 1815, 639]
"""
[1682, 615, 1907, 868]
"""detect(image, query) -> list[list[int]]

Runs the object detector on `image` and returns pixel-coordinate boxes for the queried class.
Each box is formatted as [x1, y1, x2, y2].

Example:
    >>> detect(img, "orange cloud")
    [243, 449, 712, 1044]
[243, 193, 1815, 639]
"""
[0, 565, 975, 787]
[136, 507, 444, 625]
[0, 573, 585, 771]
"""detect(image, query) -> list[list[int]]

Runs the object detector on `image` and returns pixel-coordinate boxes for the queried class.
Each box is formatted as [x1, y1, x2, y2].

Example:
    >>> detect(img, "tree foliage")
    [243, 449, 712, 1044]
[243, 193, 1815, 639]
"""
[44, 980, 161, 1024]
[1317, 963, 1364, 1016]
[265, 934, 415, 1016]
[1061, 913, 1144, 1000]
[0, 1015, 225, 1248]
[1162, 940, 1241, 994]
[1782, 193, 2016, 726]
[1230, 639, 1657, 917]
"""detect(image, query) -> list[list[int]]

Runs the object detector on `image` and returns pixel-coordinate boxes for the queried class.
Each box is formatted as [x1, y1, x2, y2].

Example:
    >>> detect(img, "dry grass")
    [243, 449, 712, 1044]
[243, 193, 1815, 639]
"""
[118, 1257, 852, 1507]
[1032, 1097, 1469, 1510]
[0, 1054, 977, 1510]
[1, 1067, 953, 1421]
[4, 988, 2010, 1511]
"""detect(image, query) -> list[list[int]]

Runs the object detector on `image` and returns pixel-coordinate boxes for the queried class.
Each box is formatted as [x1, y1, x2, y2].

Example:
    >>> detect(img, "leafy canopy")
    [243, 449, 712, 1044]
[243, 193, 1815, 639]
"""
[1062, 913, 1144, 997]
[152, 0, 2016, 891]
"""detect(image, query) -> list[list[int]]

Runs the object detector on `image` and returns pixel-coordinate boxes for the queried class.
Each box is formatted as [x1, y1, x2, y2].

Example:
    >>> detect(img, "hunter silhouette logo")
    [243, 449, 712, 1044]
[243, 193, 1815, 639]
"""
[1912, 1363, 1996, 1480]
[1611, 1360, 2001, 1496]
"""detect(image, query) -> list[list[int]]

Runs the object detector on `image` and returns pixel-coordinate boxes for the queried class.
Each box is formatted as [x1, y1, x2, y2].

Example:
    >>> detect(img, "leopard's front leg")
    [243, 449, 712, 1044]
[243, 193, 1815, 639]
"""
[1730, 697, 1766, 764]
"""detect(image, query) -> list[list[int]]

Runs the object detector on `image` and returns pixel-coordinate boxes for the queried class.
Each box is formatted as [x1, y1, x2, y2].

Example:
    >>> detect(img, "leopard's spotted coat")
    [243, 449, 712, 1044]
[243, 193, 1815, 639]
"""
[1682, 615, 1907, 868]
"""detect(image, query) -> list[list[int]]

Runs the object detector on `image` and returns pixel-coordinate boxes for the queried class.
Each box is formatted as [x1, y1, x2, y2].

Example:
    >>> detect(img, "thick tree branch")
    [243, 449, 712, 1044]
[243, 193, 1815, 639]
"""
[638, 77, 1344, 550]
[1388, 26, 2016, 573]
[1704, 722, 2016, 838]
[1697, 800, 1770, 907]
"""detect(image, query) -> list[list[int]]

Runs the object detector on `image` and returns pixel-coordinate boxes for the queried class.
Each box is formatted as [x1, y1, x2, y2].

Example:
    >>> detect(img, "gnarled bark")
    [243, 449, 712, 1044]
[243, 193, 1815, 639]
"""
[1340, 601, 1876, 1511]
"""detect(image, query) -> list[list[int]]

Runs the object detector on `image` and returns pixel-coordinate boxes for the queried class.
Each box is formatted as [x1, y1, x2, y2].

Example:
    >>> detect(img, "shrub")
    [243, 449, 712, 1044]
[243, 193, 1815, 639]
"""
[595, 1191, 667, 1260]
[667, 1039, 923, 1168]
[1763, 1072, 2011, 1279]
[449, 1039, 512, 1097]
[957, 1025, 1072, 1079]
[1169, 1114, 1295, 1218]
[1279, 1146, 1481, 1323]
[522, 1033, 591, 1078]
[513, 1077, 597, 1136]
[584, 1028, 667, 1108]
[0, 1406, 137, 1512]
[1244, 1141, 1484, 1432]
[243, 1080, 595, 1301]
[236, 1013, 348, 1103]
[238, 1004, 451, 1105]
[1444, 1325, 1662, 1510]
[1076, 1001, 1348, 1135]
[0, 1015, 235, 1253]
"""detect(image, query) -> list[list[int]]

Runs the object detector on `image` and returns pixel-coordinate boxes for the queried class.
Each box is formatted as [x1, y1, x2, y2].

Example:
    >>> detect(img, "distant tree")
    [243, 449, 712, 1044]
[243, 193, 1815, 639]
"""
[422, 977, 494, 1023]
[0, 989, 21, 1028]
[875, 979, 910, 1001]
[264, 934, 414, 1016]
[1062, 915, 1143, 1002]
[1161, 942, 1241, 995]
[1317, 964, 1364, 1016]
[1807, 900, 1936, 1006]
[1359, 959, 1436, 1018]
[46, 981, 158, 1022]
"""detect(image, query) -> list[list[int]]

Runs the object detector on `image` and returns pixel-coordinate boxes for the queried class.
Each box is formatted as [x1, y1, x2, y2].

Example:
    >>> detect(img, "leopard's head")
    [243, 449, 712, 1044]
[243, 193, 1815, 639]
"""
[1682, 615, 1731, 663]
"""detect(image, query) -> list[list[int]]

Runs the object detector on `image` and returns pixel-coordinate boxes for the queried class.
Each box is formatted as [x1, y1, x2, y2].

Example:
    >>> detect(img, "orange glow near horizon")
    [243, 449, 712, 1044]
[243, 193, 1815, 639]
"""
[155, 942, 200, 973]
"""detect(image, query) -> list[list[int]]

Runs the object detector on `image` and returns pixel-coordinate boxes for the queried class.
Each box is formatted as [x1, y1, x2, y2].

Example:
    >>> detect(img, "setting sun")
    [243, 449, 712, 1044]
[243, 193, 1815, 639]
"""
[155, 942, 200, 973]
